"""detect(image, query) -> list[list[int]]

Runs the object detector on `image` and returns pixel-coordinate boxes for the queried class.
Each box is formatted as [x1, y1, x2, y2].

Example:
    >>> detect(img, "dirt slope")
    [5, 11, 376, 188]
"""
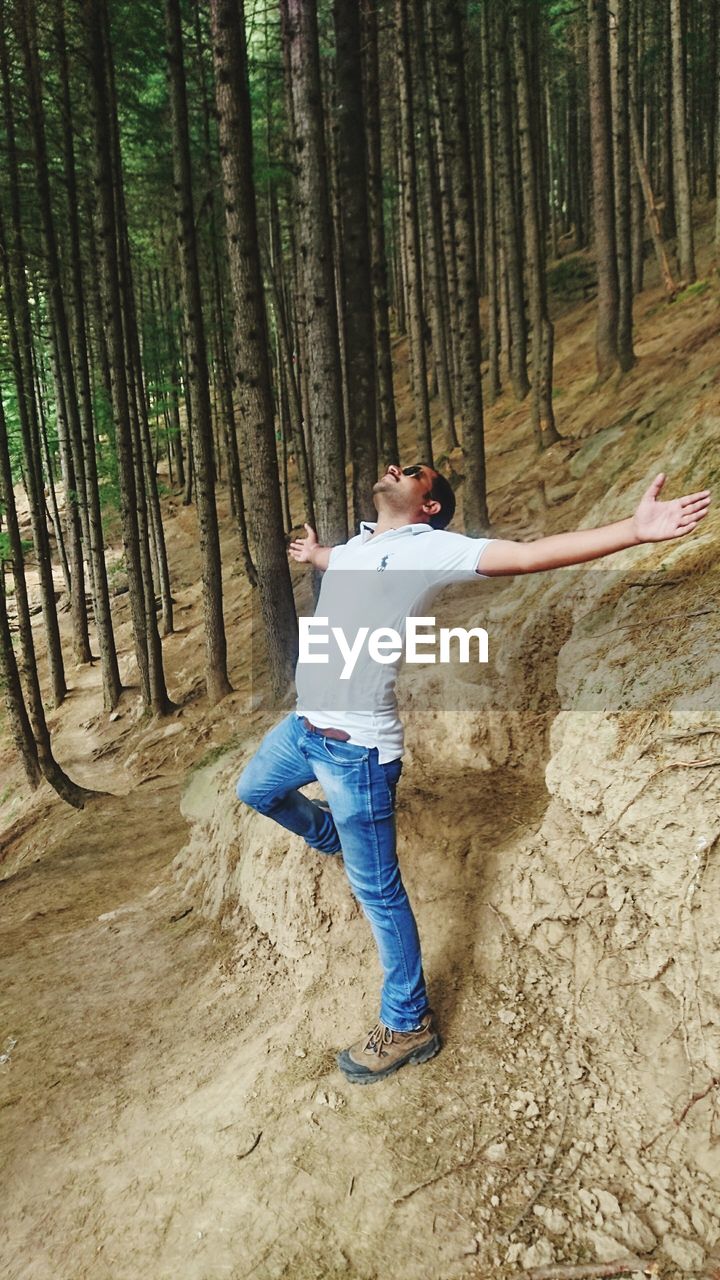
[1, 225, 719, 1280]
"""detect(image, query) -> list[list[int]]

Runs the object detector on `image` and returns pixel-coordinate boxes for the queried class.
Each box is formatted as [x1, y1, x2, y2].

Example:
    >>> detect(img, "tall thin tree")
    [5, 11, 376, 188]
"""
[165, 0, 232, 703]
[209, 0, 299, 696]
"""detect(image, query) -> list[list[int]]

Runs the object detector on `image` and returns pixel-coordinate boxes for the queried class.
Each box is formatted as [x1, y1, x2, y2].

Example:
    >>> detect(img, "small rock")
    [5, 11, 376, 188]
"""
[520, 1239, 554, 1268]
[585, 1228, 634, 1264]
[671, 1207, 692, 1236]
[294, 1048, 307, 1059]
[690, 1204, 711, 1237]
[573, 1182, 597, 1213]
[594, 1188, 621, 1217]
[316, 1089, 345, 1112]
[533, 1205, 569, 1235]
[485, 1142, 508, 1162]
[614, 1212, 657, 1253]
[662, 1233, 705, 1272]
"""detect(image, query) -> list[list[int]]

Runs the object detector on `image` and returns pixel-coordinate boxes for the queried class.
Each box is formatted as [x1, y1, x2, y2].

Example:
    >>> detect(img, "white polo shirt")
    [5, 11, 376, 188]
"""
[295, 521, 493, 762]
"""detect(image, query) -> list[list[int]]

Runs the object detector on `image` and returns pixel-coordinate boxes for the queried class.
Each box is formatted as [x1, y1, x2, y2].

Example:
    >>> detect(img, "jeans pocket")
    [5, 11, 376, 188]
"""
[380, 756, 403, 809]
[321, 737, 370, 766]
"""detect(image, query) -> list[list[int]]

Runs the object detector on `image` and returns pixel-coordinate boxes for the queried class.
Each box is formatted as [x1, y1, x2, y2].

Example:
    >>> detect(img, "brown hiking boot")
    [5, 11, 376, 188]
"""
[337, 1013, 441, 1084]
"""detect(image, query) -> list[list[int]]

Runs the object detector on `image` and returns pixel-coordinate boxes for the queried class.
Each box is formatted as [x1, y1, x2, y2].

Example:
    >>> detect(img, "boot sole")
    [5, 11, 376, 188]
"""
[337, 1034, 442, 1085]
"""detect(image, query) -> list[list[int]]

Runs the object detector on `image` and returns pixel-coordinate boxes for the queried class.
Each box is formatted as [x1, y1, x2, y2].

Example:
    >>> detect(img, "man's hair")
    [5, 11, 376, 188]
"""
[425, 469, 456, 530]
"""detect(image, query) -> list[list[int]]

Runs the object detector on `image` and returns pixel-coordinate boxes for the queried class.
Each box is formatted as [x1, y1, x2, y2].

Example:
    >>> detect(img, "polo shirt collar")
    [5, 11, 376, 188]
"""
[359, 521, 433, 543]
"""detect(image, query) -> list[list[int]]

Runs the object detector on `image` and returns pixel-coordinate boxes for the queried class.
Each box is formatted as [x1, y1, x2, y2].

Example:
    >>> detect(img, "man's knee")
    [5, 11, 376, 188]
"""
[236, 766, 271, 814]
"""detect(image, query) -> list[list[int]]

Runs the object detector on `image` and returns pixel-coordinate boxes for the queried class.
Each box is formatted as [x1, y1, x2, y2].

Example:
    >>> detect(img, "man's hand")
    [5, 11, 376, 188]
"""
[289, 523, 319, 563]
[631, 473, 711, 542]
[477, 473, 712, 576]
[288, 524, 333, 572]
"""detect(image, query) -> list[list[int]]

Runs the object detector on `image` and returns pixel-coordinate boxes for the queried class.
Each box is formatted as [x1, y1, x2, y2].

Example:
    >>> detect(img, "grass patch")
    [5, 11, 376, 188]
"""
[676, 279, 711, 304]
[189, 734, 243, 774]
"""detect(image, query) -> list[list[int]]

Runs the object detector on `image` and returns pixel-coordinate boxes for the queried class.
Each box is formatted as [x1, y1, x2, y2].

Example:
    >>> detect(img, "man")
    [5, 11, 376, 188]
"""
[236, 464, 710, 1084]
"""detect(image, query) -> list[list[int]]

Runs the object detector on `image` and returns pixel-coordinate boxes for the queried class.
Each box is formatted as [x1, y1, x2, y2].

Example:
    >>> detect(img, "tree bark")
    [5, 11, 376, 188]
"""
[588, 0, 620, 379]
[16, 0, 93, 663]
[492, 5, 530, 400]
[438, 0, 488, 532]
[0, 559, 41, 790]
[210, 0, 299, 697]
[513, 0, 560, 448]
[361, 0, 399, 466]
[54, 0, 121, 708]
[0, 7, 67, 708]
[614, 0, 635, 369]
[83, 0, 159, 711]
[480, 2, 501, 403]
[280, 0, 348, 546]
[165, 0, 231, 703]
[0, 380, 94, 808]
[333, 0, 378, 522]
[629, 96, 678, 297]
[670, 0, 696, 281]
[395, 0, 433, 464]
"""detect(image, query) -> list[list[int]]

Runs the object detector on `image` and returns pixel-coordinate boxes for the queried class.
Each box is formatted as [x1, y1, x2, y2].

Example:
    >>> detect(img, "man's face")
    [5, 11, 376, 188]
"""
[372, 464, 439, 521]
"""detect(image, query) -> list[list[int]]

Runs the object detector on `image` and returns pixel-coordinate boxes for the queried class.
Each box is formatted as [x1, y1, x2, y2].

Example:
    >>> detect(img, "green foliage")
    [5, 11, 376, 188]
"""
[0, 391, 25, 484]
[0, 533, 31, 561]
[189, 732, 243, 774]
[675, 280, 711, 304]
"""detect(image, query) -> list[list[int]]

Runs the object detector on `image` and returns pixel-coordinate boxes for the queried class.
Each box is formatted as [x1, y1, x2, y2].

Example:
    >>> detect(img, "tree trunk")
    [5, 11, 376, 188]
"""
[165, 0, 231, 704]
[629, 96, 678, 297]
[670, 0, 696, 281]
[0, 11, 67, 709]
[210, 0, 299, 697]
[588, 0, 620, 379]
[280, 0, 348, 546]
[54, 0, 121, 708]
[513, 0, 560, 448]
[480, 2, 501, 403]
[395, 0, 433, 464]
[17, 0, 93, 663]
[438, 0, 488, 532]
[361, 0, 399, 466]
[333, 0, 378, 523]
[614, 0, 635, 369]
[0, 559, 41, 790]
[414, 0, 457, 453]
[492, 6, 530, 400]
[0, 378, 94, 808]
[83, 0, 158, 711]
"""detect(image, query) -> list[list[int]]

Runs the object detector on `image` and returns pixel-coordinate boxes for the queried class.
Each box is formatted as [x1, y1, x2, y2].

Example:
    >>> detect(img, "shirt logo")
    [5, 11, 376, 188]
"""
[377, 554, 390, 572]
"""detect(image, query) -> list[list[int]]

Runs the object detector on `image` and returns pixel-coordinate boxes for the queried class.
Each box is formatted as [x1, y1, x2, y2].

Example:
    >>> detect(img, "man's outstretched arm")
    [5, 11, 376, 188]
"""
[289, 523, 332, 571]
[477, 473, 711, 576]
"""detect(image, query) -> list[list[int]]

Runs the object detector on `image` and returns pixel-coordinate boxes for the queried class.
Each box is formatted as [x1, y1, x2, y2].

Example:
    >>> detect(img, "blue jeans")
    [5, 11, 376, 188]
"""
[235, 713, 429, 1032]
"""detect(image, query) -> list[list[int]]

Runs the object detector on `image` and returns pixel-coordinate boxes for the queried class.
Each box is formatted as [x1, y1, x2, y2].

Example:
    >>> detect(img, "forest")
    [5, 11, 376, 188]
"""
[1, 0, 718, 809]
[1, 0, 720, 1275]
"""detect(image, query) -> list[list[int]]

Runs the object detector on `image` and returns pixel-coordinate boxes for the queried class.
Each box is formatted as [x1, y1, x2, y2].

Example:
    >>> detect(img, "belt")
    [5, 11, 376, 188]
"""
[302, 717, 351, 742]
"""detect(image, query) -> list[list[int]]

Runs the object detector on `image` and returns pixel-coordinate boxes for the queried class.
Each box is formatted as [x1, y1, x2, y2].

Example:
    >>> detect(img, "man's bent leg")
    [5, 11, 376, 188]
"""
[310, 741, 429, 1031]
[236, 713, 341, 853]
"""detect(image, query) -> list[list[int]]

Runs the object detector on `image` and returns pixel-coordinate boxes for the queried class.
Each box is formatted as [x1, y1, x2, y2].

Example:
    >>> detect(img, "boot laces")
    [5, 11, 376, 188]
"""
[363, 1021, 394, 1057]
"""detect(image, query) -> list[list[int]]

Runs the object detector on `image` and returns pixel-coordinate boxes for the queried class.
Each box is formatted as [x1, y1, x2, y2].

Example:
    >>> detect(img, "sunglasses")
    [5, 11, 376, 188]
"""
[401, 465, 426, 480]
